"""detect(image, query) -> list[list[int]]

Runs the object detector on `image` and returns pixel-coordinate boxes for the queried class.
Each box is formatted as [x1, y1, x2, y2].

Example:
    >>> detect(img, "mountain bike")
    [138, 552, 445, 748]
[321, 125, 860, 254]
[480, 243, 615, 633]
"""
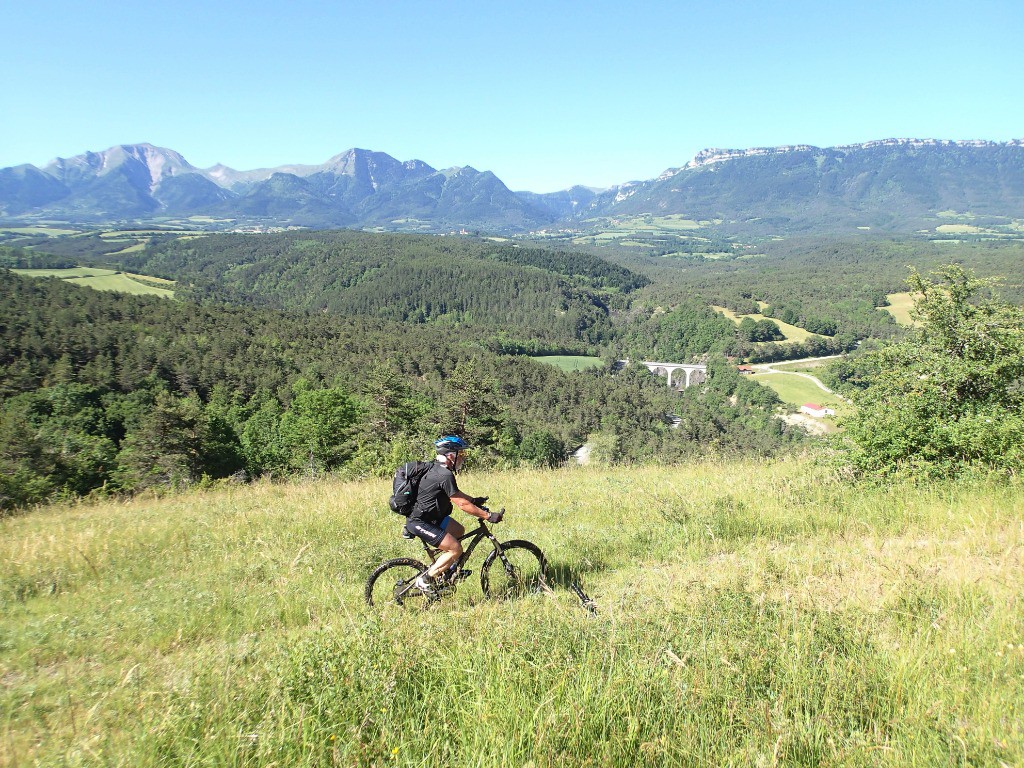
[365, 510, 548, 608]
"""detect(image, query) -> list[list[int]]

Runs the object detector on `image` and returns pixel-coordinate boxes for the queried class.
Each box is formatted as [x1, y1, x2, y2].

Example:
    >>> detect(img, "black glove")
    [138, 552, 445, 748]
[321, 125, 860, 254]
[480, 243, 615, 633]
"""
[471, 496, 489, 506]
[486, 509, 504, 524]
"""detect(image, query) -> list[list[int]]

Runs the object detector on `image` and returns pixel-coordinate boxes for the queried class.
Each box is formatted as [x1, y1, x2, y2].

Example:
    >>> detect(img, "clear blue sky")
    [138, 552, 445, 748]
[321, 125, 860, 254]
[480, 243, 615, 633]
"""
[2, 0, 1022, 192]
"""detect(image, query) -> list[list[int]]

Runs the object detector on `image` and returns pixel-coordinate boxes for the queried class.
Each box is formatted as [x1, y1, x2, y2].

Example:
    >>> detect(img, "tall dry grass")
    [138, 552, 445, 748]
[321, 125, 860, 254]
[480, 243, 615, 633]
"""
[2, 458, 1022, 766]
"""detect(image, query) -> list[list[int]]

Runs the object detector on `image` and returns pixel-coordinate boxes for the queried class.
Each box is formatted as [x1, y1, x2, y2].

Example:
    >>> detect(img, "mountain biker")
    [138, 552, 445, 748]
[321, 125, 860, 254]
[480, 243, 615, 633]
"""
[407, 435, 502, 595]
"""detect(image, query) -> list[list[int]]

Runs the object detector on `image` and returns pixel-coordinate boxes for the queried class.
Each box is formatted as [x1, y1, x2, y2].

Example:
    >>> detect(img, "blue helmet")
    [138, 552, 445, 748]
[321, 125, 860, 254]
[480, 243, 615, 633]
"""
[434, 435, 469, 454]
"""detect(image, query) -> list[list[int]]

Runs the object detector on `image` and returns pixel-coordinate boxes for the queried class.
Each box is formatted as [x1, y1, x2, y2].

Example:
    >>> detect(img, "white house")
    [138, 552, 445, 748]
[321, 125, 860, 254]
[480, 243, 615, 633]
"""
[799, 403, 835, 418]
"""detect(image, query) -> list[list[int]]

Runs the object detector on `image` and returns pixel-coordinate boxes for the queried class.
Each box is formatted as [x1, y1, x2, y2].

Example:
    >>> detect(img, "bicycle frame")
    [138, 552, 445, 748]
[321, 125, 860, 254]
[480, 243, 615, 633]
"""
[375, 514, 547, 606]
[417, 519, 504, 571]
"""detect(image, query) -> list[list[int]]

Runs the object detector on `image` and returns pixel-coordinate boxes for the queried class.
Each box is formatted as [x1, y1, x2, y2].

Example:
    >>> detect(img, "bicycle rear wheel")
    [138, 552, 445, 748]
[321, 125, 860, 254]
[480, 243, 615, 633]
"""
[480, 540, 548, 600]
[365, 557, 431, 608]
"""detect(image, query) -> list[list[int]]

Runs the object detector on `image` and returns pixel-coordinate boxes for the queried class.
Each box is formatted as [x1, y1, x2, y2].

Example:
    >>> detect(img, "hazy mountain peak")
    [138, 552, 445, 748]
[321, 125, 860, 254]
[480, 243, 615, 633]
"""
[43, 143, 196, 190]
[441, 166, 480, 179]
[5, 137, 1024, 234]
[671, 137, 1024, 174]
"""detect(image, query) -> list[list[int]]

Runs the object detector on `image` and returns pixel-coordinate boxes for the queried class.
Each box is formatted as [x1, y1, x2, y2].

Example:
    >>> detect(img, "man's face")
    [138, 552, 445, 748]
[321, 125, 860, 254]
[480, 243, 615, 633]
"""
[453, 451, 466, 472]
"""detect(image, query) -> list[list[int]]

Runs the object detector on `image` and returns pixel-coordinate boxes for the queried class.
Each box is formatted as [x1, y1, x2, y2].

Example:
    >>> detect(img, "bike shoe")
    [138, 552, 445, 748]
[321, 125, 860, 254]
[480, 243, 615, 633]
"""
[414, 572, 438, 597]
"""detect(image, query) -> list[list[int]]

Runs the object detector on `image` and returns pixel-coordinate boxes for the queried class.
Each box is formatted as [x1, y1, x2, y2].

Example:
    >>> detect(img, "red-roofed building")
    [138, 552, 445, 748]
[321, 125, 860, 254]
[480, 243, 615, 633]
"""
[799, 403, 835, 417]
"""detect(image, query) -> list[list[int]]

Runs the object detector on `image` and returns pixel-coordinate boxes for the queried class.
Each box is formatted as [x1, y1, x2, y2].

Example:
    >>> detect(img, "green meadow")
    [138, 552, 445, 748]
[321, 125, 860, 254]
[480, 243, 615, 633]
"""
[3, 459, 1022, 766]
[751, 372, 844, 411]
[712, 305, 815, 343]
[883, 293, 918, 326]
[769, 358, 837, 373]
[530, 355, 605, 372]
[0, 226, 81, 237]
[11, 267, 175, 297]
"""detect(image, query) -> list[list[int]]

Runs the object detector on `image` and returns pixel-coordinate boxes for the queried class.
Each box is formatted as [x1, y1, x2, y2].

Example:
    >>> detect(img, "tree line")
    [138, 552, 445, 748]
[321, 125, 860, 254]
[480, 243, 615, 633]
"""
[0, 272, 798, 511]
[826, 264, 1024, 478]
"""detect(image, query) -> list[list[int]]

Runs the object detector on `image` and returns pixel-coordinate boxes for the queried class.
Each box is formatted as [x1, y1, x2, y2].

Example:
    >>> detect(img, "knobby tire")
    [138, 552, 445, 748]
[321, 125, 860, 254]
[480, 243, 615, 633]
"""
[480, 540, 548, 600]
[365, 557, 430, 608]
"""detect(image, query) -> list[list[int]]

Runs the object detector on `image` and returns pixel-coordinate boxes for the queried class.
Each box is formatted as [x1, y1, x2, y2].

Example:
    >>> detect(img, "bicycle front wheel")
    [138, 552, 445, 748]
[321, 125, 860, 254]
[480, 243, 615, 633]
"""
[480, 540, 549, 600]
[365, 557, 430, 608]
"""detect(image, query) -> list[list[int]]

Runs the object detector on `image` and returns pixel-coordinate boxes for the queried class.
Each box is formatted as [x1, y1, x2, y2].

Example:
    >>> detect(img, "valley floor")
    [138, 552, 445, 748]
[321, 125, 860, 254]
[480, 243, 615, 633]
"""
[2, 458, 1022, 766]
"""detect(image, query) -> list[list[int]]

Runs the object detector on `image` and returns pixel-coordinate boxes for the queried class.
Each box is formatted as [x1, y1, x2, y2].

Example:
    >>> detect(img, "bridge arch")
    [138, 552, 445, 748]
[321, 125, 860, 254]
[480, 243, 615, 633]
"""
[633, 361, 708, 389]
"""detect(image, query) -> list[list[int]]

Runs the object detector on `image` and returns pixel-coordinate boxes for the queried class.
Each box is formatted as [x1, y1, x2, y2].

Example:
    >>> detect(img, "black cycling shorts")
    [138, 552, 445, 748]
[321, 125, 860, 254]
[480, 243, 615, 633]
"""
[405, 516, 452, 547]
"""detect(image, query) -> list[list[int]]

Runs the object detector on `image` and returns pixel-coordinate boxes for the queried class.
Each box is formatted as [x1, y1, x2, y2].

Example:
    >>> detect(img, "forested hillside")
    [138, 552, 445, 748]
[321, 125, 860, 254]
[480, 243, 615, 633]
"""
[610, 237, 1024, 361]
[94, 231, 646, 349]
[0, 272, 792, 509]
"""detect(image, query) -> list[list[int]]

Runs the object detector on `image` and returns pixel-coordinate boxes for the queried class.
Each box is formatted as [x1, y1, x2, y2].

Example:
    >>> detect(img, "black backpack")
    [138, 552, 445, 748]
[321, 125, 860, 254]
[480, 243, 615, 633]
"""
[388, 461, 434, 516]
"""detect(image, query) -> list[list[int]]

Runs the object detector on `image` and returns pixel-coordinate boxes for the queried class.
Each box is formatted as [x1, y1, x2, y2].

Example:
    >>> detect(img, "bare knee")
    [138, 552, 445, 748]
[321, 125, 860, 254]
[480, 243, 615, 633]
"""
[439, 532, 462, 557]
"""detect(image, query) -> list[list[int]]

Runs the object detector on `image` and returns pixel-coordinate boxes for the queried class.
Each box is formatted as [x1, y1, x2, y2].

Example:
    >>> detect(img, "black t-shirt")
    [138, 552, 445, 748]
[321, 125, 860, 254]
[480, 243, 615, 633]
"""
[409, 462, 459, 525]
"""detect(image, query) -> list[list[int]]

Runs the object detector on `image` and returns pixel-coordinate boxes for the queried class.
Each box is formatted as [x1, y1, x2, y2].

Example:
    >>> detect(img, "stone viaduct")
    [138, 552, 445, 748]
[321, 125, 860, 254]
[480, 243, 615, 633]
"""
[619, 360, 708, 389]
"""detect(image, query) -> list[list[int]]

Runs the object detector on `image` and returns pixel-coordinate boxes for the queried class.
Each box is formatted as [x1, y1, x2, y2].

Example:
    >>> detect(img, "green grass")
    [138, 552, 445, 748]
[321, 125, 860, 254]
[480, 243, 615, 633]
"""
[2, 459, 1022, 766]
[883, 292, 918, 326]
[0, 226, 82, 236]
[107, 242, 148, 255]
[712, 305, 815, 343]
[530, 355, 604, 372]
[587, 215, 721, 232]
[935, 224, 984, 234]
[768, 358, 836, 373]
[751, 372, 844, 410]
[12, 267, 112, 278]
[11, 267, 175, 297]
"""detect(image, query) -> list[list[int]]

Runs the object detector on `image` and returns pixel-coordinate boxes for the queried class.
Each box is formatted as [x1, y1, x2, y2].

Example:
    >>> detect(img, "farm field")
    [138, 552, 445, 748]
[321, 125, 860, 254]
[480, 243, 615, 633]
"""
[583, 214, 717, 232]
[11, 267, 175, 297]
[2, 459, 1022, 766]
[712, 305, 815, 343]
[564, 215, 738, 257]
[530, 355, 604, 372]
[0, 225, 81, 237]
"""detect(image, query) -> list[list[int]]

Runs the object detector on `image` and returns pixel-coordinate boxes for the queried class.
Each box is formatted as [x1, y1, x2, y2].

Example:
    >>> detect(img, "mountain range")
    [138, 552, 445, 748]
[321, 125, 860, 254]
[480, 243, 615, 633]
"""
[1, 138, 1023, 235]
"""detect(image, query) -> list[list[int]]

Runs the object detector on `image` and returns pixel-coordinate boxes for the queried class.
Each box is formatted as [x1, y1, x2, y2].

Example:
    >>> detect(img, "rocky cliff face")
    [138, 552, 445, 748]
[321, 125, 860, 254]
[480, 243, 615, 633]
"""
[664, 138, 1024, 174]
[579, 138, 1024, 234]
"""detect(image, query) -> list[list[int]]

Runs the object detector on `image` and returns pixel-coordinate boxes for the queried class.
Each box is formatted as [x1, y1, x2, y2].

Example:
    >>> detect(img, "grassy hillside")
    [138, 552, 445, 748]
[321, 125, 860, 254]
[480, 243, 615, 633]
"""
[3, 459, 1022, 766]
[883, 292, 918, 326]
[751, 372, 845, 410]
[11, 266, 175, 297]
[712, 305, 815, 343]
[530, 355, 605, 372]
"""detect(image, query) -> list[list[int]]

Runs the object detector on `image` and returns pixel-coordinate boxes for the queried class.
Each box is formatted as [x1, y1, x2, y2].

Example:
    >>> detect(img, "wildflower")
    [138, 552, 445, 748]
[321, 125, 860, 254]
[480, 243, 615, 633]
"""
[948, 648, 956, 655]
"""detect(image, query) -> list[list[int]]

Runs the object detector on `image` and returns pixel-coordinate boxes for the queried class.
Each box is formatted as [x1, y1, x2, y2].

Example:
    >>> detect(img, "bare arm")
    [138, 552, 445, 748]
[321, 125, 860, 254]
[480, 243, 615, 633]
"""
[450, 491, 488, 520]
